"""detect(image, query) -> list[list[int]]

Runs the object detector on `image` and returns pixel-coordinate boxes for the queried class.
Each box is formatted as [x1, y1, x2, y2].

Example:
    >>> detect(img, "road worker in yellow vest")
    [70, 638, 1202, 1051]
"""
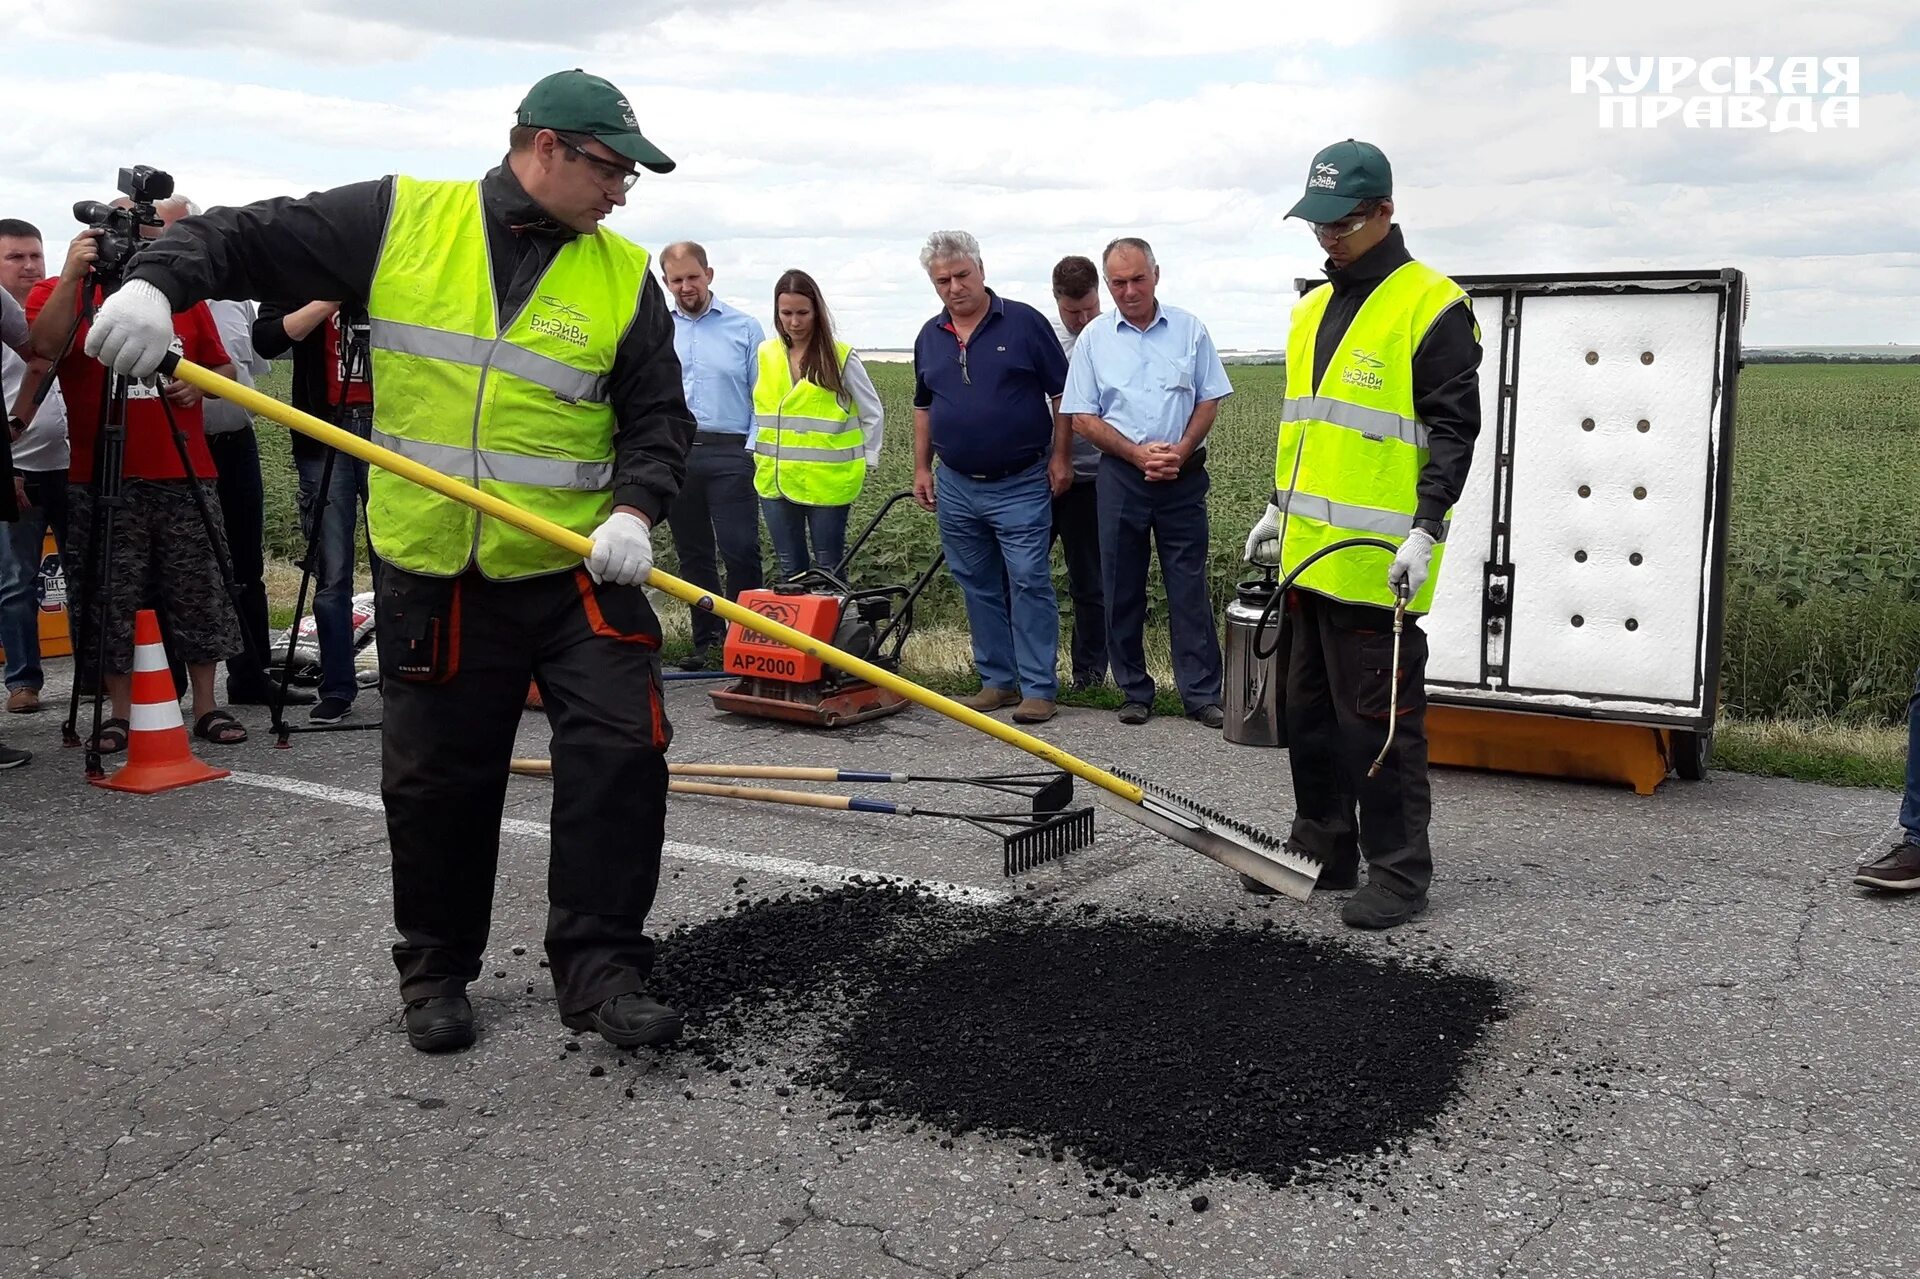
[87, 70, 699, 1053]
[750, 268, 885, 579]
[1242, 140, 1484, 930]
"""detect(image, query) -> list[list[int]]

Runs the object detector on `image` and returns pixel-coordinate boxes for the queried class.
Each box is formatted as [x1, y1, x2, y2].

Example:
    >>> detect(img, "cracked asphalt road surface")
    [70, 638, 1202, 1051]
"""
[3, 673, 1916, 1278]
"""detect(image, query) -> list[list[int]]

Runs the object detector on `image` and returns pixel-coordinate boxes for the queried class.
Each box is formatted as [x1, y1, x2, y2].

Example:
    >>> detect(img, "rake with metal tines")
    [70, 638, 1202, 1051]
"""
[508, 759, 1095, 875]
[1103, 767, 1321, 900]
[165, 354, 1320, 900]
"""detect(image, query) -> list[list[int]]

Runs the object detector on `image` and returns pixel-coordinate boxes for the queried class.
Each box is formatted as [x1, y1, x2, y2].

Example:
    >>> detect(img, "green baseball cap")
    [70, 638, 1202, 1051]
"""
[516, 69, 675, 174]
[1285, 139, 1392, 223]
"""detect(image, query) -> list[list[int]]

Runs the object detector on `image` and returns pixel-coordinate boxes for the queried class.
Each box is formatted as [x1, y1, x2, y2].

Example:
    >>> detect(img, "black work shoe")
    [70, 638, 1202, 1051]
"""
[1187, 703, 1226, 730]
[309, 696, 353, 725]
[1854, 842, 1920, 892]
[677, 648, 719, 673]
[404, 995, 475, 1053]
[561, 992, 683, 1048]
[1118, 702, 1151, 725]
[1340, 883, 1428, 930]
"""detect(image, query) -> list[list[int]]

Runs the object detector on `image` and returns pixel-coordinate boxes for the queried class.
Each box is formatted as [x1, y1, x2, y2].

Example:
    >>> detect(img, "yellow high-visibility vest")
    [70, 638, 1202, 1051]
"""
[1274, 260, 1474, 613]
[751, 338, 864, 505]
[365, 175, 650, 578]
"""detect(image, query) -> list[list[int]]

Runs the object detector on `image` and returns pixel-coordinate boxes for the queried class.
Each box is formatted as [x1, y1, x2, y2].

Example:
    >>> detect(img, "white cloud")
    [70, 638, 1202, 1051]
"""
[4, 0, 1914, 348]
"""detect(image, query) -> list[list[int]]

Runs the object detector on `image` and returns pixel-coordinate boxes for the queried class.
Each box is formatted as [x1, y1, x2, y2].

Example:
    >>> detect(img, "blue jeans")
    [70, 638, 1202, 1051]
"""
[1096, 456, 1223, 711]
[761, 498, 849, 580]
[0, 470, 69, 692]
[294, 408, 374, 702]
[937, 461, 1059, 699]
[1901, 662, 1920, 844]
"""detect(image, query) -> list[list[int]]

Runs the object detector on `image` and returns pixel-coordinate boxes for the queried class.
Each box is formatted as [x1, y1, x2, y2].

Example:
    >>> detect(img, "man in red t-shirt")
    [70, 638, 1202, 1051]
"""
[25, 224, 246, 750]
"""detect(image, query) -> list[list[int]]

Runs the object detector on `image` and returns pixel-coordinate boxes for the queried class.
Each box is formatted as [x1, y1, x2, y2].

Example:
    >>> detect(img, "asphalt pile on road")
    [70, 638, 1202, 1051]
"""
[649, 880, 1507, 1192]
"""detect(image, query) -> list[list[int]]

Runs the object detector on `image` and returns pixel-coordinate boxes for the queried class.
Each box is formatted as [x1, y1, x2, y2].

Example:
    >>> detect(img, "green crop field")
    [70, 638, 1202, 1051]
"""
[251, 359, 1920, 771]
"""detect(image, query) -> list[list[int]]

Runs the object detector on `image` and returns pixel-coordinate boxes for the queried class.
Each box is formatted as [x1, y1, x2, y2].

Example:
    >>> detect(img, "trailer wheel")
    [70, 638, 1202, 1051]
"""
[1672, 729, 1712, 781]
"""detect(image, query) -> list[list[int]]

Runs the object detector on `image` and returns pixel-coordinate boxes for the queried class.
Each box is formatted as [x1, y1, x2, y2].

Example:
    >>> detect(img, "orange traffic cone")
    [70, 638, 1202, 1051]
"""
[93, 609, 231, 794]
[525, 679, 544, 711]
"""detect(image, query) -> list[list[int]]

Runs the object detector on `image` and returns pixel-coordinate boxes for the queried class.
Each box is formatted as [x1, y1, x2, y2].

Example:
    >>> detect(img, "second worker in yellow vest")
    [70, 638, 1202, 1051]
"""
[1242, 139, 1483, 931]
[90, 70, 701, 1054]
[752, 269, 885, 580]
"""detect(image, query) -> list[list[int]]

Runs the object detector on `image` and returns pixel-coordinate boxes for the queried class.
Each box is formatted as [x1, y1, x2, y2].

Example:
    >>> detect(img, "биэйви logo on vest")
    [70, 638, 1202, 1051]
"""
[1341, 348, 1385, 390]
[1308, 162, 1340, 190]
[530, 295, 590, 348]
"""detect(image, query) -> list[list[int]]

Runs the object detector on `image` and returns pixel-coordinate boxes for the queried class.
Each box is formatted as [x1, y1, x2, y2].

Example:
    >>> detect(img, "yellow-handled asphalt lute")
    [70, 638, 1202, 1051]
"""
[164, 355, 1320, 898]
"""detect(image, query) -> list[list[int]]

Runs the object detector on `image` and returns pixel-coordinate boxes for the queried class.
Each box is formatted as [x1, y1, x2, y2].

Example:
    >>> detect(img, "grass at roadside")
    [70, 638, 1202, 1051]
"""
[1711, 717, 1907, 791]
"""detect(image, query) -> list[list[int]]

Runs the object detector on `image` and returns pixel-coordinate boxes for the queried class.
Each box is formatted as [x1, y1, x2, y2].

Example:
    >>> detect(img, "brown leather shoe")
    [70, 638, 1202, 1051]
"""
[6, 687, 40, 714]
[960, 686, 1020, 712]
[1011, 698, 1056, 724]
[1854, 842, 1920, 891]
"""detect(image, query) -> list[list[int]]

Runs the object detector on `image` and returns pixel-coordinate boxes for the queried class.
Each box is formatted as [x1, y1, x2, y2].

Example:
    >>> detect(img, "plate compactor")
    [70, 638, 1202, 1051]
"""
[711, 493, 946, 728]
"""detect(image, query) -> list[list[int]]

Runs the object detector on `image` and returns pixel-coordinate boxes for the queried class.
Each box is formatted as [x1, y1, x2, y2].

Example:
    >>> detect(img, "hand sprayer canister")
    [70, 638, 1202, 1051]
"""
[1222, 576, 1287, 748]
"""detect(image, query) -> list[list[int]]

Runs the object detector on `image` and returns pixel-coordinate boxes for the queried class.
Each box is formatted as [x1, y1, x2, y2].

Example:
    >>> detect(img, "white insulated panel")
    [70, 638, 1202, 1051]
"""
[1501, 293, 1720, 703]
[1423, 292, 1505, 687]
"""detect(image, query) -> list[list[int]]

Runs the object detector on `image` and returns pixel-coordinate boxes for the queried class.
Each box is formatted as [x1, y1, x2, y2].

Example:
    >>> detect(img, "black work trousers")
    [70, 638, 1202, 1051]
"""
[206, 426, 270, 690]
[375, 565, 672, 1015]
[672, 435, 763, 652]
[1283, 590, 1433, 899]
[1096, 457, 1223, 710]
[1050, 477, 1106, 686]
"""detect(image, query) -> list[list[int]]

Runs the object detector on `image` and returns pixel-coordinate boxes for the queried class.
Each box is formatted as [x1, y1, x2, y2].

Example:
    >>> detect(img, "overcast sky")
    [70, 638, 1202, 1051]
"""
[6, 0, 1916, 348]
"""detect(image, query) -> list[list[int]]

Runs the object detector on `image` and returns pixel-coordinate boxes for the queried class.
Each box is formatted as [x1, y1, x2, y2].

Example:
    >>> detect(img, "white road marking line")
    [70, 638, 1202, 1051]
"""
[225, 770, 1007, 905]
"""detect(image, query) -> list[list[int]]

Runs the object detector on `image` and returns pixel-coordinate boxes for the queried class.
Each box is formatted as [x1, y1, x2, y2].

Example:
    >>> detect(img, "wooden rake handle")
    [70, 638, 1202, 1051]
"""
[509, 758, 886, 813]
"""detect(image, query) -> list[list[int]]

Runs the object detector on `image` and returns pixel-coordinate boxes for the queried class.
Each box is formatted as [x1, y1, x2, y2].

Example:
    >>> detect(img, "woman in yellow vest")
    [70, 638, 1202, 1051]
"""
[751, 269, 884, 579]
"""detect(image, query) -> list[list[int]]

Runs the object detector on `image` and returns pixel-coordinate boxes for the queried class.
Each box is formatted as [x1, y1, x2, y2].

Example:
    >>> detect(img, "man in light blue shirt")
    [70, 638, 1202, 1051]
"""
[663, 241, 765, 668]
[1061, 236, 1232, 727]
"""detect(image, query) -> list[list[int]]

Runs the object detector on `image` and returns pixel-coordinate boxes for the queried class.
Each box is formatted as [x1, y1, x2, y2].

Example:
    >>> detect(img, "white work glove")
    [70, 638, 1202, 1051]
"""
[1243, 502, 1281, 566]
[587, 511, 654, 586]
[83, 279, 175, 378]
[1387, 529, 1437, 601]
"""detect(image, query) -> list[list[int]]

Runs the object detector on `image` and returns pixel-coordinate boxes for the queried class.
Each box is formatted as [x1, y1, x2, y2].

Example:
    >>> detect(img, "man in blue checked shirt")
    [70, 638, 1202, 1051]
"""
[662, 241, 765, 669]
[1061, 236, 1231, 729]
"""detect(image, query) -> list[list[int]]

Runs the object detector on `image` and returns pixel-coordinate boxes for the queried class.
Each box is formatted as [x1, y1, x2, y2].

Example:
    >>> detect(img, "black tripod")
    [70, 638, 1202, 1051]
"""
[51, 272, 270, 776]
[264, 306, 382, 746]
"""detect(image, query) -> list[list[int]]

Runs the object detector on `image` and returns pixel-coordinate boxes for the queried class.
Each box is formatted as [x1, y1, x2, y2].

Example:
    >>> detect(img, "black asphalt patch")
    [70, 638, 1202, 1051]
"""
[651, 881, 1508, 1191]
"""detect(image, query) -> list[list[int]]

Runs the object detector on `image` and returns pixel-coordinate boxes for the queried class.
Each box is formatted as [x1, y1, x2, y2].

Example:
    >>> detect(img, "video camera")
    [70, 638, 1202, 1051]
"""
[71, 165, 175, 283]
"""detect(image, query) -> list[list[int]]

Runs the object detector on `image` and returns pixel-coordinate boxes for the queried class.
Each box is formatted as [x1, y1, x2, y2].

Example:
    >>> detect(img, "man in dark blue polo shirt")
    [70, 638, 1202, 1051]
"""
[910, 230, 1071, 725]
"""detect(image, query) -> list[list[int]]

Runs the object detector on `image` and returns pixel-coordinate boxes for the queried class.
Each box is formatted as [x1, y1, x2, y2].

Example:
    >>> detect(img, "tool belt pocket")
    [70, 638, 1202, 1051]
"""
[572, 570, 662, 648]
[376, 571, 461, 684]
[1354, 630, 1425, 720]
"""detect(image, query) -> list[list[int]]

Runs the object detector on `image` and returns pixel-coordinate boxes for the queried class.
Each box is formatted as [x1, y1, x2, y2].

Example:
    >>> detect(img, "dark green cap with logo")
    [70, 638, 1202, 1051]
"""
[516, 69, 675, 174]
[1286, 139, 1392, 223]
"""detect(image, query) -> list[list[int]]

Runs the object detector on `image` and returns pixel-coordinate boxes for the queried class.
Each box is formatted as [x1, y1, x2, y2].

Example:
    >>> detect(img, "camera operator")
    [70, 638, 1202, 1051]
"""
[2, 218, 69, 719]
[24, 207, 247, 752]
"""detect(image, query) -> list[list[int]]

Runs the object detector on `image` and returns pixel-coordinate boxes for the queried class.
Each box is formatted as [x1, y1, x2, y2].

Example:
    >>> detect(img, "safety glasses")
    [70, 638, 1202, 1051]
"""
[557, 137, 640, 192]
[1311, 211, 1373, 244]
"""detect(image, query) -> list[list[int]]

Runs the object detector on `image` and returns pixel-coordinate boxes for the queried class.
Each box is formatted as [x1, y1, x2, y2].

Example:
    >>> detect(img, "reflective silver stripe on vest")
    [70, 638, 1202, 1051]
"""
[371, 318, 609, 404]
[373, 431, 613, 491]
[753, 412, 852, 433]
[1282, 396, 1429, 448]
[752, 438, 864, 464]
[1272, 488, 1448, 540]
